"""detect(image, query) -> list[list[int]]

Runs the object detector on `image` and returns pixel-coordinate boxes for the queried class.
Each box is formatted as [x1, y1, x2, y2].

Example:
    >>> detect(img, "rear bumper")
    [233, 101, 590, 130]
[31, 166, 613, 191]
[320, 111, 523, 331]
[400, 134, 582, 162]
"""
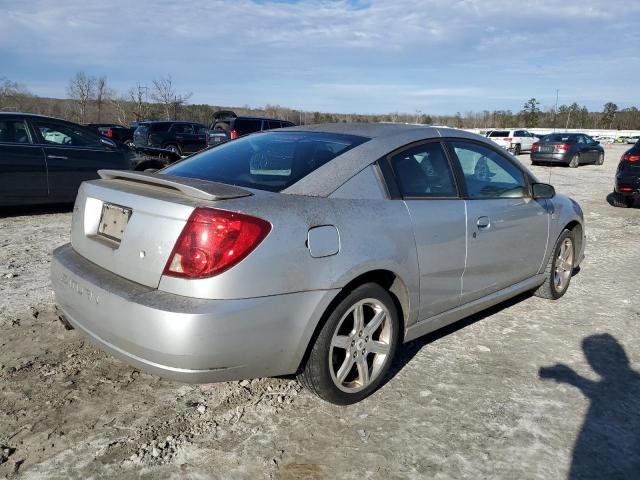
[530, 152, 570, 163]
[615, 175, 640, 197]
[51, 244, 338, 383]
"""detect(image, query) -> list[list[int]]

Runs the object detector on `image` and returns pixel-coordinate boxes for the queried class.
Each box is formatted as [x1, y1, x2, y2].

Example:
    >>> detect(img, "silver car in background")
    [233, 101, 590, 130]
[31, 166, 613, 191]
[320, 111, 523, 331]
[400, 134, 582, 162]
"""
[51, 124, 585, 404]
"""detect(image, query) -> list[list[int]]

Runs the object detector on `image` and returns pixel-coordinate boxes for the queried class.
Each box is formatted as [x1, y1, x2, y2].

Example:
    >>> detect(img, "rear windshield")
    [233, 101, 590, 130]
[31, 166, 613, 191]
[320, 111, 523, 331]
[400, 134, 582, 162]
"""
[488, 131, 510, 137]
[161, 131, 368, 192]
[543, 134, 575, 142]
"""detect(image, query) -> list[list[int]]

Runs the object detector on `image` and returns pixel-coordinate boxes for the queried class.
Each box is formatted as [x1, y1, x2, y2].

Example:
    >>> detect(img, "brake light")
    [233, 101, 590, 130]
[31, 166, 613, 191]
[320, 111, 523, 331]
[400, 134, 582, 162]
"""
[532, 143, 539, 152]
[230, 129, 238, 140]
[622, 154, 640, 162]
[107, 128, 113, 138]
[163, 208, 271, 279]
[555, 144, 570, 152]
[504, 137, 512, 142]
[620, 187, 633, 191]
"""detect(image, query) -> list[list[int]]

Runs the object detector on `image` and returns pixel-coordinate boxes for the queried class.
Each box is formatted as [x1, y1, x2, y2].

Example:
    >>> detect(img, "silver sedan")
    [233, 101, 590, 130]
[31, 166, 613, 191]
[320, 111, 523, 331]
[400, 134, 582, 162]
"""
[51, 123, 585, 404]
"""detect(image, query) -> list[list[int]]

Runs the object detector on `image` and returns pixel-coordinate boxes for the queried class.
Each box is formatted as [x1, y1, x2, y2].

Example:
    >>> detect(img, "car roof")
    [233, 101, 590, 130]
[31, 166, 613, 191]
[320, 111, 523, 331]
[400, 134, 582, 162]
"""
[0, 112, 72, 122]
[281, 123, 493, 196]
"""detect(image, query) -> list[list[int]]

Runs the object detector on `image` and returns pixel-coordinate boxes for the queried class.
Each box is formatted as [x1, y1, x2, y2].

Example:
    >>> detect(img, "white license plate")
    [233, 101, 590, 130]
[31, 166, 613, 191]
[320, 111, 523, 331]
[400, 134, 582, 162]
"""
[98, 203, 132, 243]
[541, 146, 554, 153]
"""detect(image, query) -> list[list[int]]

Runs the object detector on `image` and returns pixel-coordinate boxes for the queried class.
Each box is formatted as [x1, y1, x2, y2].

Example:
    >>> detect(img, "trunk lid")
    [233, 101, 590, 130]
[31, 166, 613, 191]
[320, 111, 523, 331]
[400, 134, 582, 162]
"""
[70, 171, 252, 288]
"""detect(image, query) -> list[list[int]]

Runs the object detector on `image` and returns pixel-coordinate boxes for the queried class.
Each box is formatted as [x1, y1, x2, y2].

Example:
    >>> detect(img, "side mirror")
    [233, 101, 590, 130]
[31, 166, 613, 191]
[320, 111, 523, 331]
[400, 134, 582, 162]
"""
[532, 182, 555, 199]
[594, 140, 600, 145]
[100, 137, 117, 149]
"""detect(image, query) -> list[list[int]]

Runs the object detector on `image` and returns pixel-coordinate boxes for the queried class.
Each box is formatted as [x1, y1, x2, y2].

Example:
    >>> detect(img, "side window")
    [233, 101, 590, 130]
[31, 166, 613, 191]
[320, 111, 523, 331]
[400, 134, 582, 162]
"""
[449, 141, 528, 199]
[577, 135, 586, 144]
[34, 121, 101, 147]
[389, 142, 458, 197]
[267, 120, 282, 130]
[0, 120, 31, 144]
[514, 130, 525, 137]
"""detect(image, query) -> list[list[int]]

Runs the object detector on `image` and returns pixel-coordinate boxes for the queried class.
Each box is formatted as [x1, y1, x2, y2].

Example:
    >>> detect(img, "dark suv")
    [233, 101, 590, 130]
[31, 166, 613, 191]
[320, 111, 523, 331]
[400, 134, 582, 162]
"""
[612, 141, 640, 208]
[85, 123, 136, 147]
[133, 121, 207, 155]
[206, 111, 295, 146]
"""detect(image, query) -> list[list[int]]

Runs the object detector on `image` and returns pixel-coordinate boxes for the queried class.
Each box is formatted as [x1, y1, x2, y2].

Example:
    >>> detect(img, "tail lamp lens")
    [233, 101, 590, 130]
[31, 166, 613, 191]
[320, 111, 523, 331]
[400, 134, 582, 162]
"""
[163, 208, 271, 279]
[555, 144, 570, 151]
[532, 143, 539, 151]
[107, 128, 113, 138]
[622, 154, 640, 162]
[504, 137, 512, 142]
[230, 129, 238, 140]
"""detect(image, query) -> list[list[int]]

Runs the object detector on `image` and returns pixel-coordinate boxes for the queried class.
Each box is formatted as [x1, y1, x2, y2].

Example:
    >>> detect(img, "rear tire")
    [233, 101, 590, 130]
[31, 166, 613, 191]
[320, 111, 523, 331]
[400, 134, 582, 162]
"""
[569, 154, 580, 168]
[534, 230, 575, 300]
[298, 283, 400, 405]
[164, 144, 181, 155]
[596, 153, 604, 165]
[611, 193, 634, 208]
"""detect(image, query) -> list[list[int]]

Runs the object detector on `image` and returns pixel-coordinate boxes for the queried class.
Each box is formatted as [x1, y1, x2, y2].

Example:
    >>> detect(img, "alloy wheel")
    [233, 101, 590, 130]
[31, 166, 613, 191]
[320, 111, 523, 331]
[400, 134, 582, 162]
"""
[329, 298, 393, 393]
[554, 238, 574, 292]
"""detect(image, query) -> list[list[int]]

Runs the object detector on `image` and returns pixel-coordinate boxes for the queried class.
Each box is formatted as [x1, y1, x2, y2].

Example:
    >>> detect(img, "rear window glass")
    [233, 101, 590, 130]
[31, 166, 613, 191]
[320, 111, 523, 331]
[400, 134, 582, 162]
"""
[488, 131, 510, 137]
[161, 131, 368, 192]
[544, 134, 574, 142]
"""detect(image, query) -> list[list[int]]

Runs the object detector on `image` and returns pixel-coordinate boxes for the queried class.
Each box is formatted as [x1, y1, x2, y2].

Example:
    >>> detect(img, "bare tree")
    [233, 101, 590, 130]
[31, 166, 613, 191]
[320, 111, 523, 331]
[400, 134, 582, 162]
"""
[67, 72, 96, 123]
[127, 83, 151, 122]
[0, 77, 34, 112]
[95, 76, 114, 122]
[151, 76, 192, 120]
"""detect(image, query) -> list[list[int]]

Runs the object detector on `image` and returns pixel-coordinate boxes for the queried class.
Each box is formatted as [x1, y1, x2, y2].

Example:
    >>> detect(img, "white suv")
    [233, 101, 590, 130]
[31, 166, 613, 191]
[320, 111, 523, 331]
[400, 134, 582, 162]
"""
[486, 129, 538, 155]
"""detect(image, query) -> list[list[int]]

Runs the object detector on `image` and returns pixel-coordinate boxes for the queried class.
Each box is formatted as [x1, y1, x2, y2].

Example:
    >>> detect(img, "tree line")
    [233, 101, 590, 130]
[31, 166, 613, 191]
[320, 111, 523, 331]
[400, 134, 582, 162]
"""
[1, 73, 639, 130]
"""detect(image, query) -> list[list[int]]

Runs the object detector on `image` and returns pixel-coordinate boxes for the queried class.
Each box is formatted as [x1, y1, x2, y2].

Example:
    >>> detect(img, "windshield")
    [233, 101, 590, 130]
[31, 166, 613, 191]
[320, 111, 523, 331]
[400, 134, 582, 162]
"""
[161, 131, 368, 192]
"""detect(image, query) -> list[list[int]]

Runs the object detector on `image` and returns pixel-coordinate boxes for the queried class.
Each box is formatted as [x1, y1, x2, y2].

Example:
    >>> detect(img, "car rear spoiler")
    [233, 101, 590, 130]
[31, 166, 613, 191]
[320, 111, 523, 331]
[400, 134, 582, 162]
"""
[98, 170, 253, 201]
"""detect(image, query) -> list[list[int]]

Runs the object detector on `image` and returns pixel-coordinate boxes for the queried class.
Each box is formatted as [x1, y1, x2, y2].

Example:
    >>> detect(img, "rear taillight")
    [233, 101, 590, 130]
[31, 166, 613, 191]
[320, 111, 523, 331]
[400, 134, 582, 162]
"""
[504, 137, 512, 142]
[532, 143, 539, 152]
[107, 128, 113, 138]
[230, 129, 238, 140]
[163, 208, 271, 279]
[622, 154, 640, 162]
[555, 144, 570, 152]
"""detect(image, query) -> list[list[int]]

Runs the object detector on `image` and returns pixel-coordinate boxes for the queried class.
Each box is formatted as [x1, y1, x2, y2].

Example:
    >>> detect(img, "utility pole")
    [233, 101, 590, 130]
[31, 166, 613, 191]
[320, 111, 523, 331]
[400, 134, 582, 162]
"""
[553, 89, 559, 132]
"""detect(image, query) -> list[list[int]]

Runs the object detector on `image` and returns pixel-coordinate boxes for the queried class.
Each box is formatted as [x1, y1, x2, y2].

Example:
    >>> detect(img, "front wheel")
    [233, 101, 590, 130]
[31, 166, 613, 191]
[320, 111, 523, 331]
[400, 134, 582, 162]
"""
[534, 230, 575, 300]
[569, 154, 580, 168]
[165, 144, 181, 155]
[298, 283, 400, 405]
[596, 153, 604, 165]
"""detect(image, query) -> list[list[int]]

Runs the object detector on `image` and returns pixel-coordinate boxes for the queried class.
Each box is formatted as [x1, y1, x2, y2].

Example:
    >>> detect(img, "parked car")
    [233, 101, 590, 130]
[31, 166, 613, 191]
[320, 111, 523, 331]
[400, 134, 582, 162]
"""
[84, 123, 136, 148]
[612, 143, 640, 207]
[206, 111, 295, 146]
[0, 113, 131, 207]
[531, 133, 605, 167]
[625, 135, 639, 144]
[485, 129, 538, 155]
[51, 124, 585, 405]
[133, 121, 207, 156]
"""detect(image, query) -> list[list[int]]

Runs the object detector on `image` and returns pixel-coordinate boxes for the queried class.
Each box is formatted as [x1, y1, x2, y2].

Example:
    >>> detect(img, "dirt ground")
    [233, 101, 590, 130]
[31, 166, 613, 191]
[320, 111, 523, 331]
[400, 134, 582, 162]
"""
[1, 144, 639, 479]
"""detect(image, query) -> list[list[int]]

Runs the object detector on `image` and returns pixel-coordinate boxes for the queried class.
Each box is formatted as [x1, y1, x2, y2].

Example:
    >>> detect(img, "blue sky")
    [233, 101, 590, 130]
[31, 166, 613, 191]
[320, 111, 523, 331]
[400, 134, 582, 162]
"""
[1, 0, 638, 114]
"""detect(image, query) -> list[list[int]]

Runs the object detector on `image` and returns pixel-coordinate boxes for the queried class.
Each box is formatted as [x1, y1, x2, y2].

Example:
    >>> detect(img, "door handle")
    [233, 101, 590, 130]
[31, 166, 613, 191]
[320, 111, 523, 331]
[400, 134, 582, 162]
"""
[47, 155, 68, 160]
[476, 216, 490, 228]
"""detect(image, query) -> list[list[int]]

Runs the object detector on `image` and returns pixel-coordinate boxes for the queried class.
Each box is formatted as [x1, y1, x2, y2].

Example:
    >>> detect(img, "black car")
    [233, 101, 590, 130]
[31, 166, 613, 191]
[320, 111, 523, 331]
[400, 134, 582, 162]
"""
[0, 113, 131, 207]
[206, 111, 295, 146]
[612, 142, 640, 208]
[530, 133, 605, 167]
[133, 121, 207, 156]
[84, 123, 136, 147]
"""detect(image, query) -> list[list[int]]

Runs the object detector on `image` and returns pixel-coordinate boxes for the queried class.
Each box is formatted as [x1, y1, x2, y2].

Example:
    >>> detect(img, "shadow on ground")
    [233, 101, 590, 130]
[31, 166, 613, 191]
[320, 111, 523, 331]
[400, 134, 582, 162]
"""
[540, 334, 640, 479]
[0, 203, 73, 218]
[606, 192, 638, 208]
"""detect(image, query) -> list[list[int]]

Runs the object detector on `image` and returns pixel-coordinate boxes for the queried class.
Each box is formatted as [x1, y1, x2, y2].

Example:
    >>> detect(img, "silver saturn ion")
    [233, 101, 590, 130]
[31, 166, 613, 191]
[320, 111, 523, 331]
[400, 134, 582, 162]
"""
[52, 124, 585, 405]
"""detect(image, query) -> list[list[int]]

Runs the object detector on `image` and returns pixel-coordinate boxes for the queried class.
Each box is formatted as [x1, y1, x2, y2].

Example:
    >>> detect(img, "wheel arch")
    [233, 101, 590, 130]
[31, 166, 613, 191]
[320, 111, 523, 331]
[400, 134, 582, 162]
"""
[294, 268, 411, 374]
[564, 220, 584, 263]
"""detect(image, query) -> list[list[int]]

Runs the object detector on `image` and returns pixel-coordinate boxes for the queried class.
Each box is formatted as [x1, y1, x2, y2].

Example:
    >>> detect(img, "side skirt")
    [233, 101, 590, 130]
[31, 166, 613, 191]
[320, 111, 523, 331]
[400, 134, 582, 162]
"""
[403, 274, 546, 343]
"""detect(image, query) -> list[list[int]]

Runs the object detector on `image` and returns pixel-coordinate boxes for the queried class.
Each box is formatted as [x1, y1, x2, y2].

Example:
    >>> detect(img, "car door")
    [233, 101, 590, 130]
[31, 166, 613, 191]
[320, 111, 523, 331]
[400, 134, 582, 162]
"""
[385, 140, 466, 320]
[446, 139, 549, 304]
[521, 131, 534, 151]
[0, 117, 48, 205]
[579, 134, 598, 162]
[31, 119, 126, 203]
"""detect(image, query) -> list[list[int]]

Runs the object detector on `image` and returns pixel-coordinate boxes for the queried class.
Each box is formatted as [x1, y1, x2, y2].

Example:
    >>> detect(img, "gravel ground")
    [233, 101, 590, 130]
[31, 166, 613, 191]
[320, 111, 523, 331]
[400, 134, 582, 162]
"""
[1, 144, 639, 479]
